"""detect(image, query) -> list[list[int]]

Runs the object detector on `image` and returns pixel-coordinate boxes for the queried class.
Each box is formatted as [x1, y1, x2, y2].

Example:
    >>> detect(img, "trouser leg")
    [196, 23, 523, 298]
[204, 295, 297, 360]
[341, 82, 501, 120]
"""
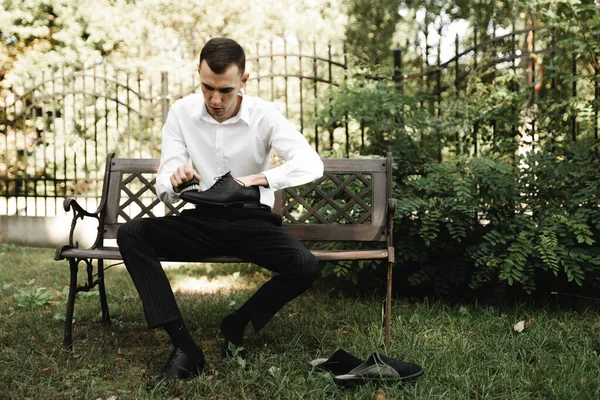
[228, 218, 322, 332]
[117, 216, 226, 328]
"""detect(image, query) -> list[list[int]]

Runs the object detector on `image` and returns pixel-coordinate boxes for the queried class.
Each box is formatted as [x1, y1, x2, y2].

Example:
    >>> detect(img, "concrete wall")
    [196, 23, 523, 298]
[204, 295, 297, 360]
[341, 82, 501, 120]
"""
[0, 215, 100, 249]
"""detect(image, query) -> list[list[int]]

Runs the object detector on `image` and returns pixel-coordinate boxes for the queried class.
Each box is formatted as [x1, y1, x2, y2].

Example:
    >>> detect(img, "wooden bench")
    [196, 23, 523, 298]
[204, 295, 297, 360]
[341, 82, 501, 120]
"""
[55, 152, 397, 348]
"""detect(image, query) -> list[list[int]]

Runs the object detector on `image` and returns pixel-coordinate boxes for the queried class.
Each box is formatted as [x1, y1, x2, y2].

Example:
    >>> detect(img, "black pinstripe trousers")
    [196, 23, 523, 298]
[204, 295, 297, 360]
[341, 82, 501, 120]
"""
[116, 207, 321, 332]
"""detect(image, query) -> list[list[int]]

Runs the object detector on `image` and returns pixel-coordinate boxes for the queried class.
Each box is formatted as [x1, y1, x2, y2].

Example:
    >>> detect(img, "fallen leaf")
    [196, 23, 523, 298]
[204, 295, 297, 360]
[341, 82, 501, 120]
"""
[525, 318, 535, 328]
[513, 320, 525, 333]
[206, 375, 214, 380]
[268, 366, 280, 376]
[40, 368, 50, 374]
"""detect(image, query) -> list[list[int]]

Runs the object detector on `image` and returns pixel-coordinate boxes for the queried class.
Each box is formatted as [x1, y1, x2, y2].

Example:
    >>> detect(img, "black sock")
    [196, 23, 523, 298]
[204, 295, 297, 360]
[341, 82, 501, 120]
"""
[220, 311, 249, 346]
[163, 318, 202, 357]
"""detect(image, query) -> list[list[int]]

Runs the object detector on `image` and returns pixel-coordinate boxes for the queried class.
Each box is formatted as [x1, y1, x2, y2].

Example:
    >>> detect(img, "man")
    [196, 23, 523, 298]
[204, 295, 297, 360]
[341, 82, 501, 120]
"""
[116, 37, 324, 383]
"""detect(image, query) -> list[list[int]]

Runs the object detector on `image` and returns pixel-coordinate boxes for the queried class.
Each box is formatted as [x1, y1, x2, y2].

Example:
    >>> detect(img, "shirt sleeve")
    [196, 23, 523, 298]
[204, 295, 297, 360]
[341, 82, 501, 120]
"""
[260, 107, 324, 190]
[156, 104, 189, 205]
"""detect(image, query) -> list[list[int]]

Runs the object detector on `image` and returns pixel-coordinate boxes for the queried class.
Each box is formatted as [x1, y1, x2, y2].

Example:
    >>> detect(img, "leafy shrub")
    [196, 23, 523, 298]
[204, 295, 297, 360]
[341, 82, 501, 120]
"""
[395, 139, 600, 295]
[314, 15, 600, 294]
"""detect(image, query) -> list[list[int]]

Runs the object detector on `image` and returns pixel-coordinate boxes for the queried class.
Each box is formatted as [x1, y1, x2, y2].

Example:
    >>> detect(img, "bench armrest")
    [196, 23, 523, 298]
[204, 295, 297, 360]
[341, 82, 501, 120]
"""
[386, 198, 397, 263]
[63, 197, 104, 250]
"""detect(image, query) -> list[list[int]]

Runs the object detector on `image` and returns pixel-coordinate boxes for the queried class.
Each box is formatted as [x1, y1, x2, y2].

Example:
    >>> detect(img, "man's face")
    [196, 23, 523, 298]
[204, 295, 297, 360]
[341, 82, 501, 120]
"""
[198, 60, 249, 123]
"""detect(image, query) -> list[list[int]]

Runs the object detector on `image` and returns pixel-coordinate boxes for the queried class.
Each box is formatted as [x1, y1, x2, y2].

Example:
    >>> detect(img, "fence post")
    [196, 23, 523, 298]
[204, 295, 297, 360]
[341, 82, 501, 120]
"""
[161, 71, 169, 125]
[393, 48, 403, 95]
[572, 54, 577, 141]
[393, 48, 405, 139]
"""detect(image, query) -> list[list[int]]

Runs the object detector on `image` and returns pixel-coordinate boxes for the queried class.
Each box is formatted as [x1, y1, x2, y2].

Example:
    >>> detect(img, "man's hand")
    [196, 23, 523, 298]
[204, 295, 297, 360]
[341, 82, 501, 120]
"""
[171, 162, 201, 193]
[235, 173, 269, 187]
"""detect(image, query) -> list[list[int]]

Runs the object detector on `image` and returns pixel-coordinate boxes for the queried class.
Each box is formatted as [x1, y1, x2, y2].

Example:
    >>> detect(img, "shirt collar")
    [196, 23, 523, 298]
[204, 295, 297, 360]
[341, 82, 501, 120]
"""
[193, 91, 250, 126]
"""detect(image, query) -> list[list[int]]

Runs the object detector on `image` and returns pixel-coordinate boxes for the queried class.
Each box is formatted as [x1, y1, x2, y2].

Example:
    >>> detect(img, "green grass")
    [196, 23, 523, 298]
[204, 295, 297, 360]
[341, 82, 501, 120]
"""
[1, 244, 600, 399]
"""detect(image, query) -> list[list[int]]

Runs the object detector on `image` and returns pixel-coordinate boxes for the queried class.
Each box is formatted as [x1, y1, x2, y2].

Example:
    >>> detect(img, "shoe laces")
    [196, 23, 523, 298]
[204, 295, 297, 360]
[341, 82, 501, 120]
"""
[212, 172, 232, 188]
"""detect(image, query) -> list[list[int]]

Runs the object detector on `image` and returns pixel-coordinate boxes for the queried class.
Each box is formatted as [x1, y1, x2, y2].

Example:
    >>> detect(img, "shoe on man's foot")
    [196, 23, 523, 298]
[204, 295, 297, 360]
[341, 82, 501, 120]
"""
[220, 312, 247, 359]
[180, 172, 260, 207]
[151, 347, 205, 385]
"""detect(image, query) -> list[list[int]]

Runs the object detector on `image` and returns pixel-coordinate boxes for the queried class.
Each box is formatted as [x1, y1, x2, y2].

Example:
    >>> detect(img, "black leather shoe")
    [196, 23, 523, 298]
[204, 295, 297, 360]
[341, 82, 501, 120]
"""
[152, 347, 205, 385]
[180, 172, 260, 207]
[220, 313, 247, 359]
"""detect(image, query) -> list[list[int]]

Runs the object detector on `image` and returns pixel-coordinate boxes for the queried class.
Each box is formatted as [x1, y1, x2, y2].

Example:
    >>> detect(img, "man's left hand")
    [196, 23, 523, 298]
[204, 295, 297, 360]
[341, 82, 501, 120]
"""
[235, 174, 269, 187]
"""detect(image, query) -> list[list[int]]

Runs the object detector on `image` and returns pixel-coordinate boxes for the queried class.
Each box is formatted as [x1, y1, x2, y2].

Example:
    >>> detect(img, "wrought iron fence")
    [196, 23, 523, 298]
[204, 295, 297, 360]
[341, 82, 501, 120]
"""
[393, 15, 600, 159]
[4, 20, 599, 219]
[0, 40, 349, 217]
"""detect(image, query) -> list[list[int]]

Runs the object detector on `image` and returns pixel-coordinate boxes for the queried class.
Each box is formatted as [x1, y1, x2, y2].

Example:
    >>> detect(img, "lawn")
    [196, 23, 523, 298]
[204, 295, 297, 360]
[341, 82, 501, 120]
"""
[1, 244, 600, 399]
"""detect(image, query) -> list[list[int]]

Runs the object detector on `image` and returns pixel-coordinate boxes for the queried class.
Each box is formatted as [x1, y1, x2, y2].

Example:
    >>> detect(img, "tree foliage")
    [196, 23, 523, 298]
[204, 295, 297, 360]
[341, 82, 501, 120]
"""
[343, 0, 403, 64]
[0, 0, 347, 84]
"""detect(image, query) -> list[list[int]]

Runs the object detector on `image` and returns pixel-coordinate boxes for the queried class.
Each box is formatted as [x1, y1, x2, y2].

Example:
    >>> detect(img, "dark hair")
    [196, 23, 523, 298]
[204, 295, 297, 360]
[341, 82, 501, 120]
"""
[199, 38, 245, 75]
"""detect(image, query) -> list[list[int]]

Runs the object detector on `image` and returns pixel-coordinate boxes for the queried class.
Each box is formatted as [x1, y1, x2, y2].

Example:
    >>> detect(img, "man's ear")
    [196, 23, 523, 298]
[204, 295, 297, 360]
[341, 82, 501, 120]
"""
[240, 72, 249, 88]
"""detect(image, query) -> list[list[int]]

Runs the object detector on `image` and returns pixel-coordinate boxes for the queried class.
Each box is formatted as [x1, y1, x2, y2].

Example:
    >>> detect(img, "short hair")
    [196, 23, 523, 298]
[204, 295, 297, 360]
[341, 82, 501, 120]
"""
[199, 38, 245, 76]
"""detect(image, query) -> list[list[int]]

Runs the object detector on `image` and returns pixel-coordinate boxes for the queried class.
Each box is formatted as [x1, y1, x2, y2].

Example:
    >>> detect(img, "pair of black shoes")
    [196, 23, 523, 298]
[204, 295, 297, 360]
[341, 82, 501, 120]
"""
[179, 172, 260, 207]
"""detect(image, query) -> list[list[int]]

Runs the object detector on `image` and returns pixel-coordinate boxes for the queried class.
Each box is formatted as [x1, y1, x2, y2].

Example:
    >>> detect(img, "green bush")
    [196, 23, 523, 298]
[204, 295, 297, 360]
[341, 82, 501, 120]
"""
[315, 6, 600, 294]
[395, 139, 600, 295]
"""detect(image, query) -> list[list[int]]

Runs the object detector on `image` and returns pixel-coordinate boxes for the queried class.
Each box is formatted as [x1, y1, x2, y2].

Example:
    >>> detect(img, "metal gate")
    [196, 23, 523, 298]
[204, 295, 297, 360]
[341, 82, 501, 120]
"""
[0, 40, 348, 217]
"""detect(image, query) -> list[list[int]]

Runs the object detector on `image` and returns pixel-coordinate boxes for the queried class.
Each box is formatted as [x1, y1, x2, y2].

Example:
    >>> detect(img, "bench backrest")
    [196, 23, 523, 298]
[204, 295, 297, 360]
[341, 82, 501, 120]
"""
[99, 153, 392, 243]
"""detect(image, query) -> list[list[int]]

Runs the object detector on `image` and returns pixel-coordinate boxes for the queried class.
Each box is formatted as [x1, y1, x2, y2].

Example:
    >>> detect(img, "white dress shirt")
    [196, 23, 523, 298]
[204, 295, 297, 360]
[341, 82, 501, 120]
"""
[156, 92, 324, 208]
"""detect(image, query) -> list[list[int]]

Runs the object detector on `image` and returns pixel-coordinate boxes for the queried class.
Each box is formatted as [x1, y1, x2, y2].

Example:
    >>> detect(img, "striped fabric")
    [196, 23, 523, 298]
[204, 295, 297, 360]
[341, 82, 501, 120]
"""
[117, 209, 321, 331]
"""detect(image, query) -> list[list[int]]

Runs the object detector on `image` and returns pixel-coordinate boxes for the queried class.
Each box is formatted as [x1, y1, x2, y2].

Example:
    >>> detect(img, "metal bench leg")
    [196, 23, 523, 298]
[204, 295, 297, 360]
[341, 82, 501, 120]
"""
[97, 259, 111, 324]
[385, 261, 393, 350]
[64, 258, 78, 349]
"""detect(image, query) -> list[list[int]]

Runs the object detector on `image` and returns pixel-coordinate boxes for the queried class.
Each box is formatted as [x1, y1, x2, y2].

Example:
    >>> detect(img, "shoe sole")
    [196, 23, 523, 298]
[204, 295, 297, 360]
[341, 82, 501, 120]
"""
[180, 195, 261, 208]
[335, 369, 424, 382]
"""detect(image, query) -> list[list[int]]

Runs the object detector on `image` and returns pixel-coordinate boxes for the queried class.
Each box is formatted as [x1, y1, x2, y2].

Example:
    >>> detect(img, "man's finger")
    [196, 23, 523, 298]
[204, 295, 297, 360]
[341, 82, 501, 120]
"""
[170, 175, 181, 192]
[184, 159, 196, 181]
[176, 166, 189, 182]
[184, 166, 195, 181]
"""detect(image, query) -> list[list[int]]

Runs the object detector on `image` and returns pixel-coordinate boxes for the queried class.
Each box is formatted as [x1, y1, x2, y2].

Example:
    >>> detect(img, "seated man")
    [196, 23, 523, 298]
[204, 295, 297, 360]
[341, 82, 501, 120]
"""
[117, 37, 324, 383]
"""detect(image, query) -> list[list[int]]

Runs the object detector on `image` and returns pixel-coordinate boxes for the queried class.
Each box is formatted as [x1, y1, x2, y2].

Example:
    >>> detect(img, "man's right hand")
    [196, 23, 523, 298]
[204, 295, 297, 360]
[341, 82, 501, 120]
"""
[170, 163, 201, 193]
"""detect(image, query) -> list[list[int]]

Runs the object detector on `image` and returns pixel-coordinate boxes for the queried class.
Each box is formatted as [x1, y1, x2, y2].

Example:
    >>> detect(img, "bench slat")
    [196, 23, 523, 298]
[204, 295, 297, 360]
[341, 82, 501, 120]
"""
[58, 247, 388, 262]
[108, 158, 387, 173]
[283, 224, 385, 241]
[319, 158, 387, 172]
